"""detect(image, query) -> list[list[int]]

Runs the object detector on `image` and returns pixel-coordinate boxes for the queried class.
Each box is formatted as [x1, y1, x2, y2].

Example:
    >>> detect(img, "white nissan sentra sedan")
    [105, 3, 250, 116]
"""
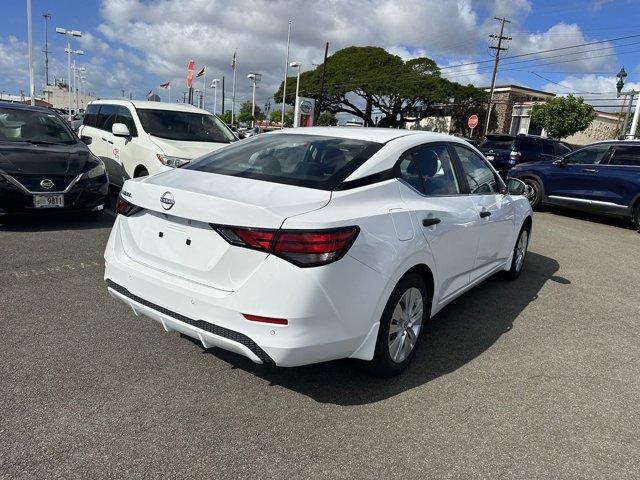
[105, 127, 532, 376]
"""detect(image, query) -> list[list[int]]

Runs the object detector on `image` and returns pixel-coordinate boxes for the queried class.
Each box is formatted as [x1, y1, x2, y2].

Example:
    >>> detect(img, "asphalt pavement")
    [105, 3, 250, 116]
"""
[1, 209, 639, 479]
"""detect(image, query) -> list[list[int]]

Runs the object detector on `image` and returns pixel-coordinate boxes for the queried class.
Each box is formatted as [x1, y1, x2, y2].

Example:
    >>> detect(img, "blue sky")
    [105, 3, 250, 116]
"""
[2, 0, 640, 112]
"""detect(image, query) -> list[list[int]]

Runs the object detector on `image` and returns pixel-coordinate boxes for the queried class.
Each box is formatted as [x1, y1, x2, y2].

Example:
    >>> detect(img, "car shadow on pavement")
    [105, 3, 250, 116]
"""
[0, 211, 115, 232]
[543, 205, 636, 231]
[198, 251, 567, 405]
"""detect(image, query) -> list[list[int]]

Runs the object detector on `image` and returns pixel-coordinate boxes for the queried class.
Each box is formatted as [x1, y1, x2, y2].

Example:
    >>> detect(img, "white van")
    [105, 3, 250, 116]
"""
[78, 100, 236, 187]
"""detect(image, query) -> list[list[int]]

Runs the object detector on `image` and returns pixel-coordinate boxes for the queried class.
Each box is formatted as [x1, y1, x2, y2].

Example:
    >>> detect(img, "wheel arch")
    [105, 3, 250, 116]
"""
[133, 164, 149, 178]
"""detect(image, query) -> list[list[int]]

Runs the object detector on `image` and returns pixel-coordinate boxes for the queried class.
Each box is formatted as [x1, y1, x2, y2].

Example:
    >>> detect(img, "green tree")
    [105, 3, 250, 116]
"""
[269, 109, 294, 127]
[530, 95, 596, 139]
[317, 111, 337, 126]
[273, 46, 486, 128]
[238, 101, 264, 124]
[218, 110, 232, 124]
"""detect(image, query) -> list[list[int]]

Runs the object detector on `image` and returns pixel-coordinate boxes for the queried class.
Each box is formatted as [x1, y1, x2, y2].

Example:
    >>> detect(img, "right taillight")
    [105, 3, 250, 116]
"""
[509, 151, 522, 163]
[211, 225, 359, 267]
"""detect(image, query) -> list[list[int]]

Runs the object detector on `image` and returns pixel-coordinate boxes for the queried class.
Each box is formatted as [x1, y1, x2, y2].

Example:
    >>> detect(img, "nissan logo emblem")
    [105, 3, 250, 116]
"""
[160, 191, 175, 210]
[40, 179, 54, 190]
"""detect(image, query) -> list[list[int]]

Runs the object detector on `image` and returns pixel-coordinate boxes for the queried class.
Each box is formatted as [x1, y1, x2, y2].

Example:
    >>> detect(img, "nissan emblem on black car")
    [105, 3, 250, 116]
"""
[160, 192, 175, 210]
[40, 179, 54, 190]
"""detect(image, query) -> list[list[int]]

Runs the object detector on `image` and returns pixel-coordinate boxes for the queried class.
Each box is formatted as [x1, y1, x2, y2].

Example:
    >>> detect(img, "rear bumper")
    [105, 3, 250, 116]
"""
[104, 216, 387, 367]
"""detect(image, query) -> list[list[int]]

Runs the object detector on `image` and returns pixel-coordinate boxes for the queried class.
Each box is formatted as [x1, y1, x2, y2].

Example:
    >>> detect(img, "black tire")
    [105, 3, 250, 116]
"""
[368, 273, 429, 377]
[504, 225, 530, 280]
[633, 202, 640, 232]
[134, 166, 149, 178]
[522, 178, 543, 210]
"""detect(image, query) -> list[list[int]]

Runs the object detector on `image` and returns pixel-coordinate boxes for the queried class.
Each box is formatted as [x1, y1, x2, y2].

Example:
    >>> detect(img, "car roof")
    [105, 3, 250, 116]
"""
[0, 102, 54, 113]
[269, 126, 452, 144]
[88, 99, 210, 114]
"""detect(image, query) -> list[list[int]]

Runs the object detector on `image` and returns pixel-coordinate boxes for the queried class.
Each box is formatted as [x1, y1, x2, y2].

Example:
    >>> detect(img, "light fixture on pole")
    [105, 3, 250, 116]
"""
[247, 73, 261, 128]
[56, 27, 82, 120]
[210, 78, 220, 115]
[289, 61, 301, 127]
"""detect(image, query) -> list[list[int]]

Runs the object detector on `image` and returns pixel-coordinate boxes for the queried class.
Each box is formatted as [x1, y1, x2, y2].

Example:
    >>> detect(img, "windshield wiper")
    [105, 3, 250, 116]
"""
[22, 139, 69, 145]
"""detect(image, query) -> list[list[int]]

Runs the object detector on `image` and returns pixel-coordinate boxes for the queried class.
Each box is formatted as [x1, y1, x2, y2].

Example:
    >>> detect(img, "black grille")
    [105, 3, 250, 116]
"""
[12, 173, 77, 192]
[106, 279, 275, 364]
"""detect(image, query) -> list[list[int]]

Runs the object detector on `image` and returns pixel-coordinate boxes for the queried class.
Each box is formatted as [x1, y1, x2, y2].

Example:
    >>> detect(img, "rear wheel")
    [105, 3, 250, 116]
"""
[522, 178, 543, 210]
[633, 202, 640, 231]
[368, 273, 429, 377]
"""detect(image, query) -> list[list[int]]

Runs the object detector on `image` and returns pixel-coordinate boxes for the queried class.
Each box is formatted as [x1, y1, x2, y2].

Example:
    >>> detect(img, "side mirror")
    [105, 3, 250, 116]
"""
[506, 177, 527, 196]
[553, 157, 566, 166]
[112, 122, 131, 137]
[80, 135, 92, 145]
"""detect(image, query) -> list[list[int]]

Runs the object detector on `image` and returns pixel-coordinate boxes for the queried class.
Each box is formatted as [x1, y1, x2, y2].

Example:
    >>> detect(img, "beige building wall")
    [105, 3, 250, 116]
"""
[563, 112, 620, 146]
[42, 84, 97, 112]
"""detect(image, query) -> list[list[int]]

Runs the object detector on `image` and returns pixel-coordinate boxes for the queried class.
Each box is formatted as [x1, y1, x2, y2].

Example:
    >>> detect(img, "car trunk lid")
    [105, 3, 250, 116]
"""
[117, 169, 331, 291]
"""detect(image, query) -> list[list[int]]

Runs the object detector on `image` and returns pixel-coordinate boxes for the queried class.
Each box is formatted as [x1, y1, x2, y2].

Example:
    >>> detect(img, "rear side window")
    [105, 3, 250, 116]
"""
[95, 104, 117, 132]
[83, 104, 99, 127]
[115, 106, 138, 136]
[186, 134, 382, 191]
[556, 142, 572, 155]
[516, 137, 540, 153]
[542, 141, 555, 155]
[397, 144, 459, 195]
[478, 137, 514, 150]
[608, 145, 640, 166]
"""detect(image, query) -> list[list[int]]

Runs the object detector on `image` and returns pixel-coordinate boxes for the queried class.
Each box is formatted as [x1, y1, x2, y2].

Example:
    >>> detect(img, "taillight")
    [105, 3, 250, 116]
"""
[211, 225, 359, 267]
[115, 196, 141, 216]
[509, 151, 521, 162]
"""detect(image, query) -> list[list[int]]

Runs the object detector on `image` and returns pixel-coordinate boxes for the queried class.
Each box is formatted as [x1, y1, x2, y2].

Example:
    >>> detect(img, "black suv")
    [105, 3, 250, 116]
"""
[478, 134, 573, 171]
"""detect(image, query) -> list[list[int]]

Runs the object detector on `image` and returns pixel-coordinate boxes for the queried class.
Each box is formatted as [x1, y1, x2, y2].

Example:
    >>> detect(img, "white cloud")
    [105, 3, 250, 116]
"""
[0, 36, 29, 90]
[541, 74, 640, 112]
[441, 59, 491, 87]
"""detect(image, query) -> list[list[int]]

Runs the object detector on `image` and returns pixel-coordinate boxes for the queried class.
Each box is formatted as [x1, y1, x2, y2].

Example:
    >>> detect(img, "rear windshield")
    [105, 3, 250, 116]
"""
[137, 108, 236, 143]
[479, 137, 514, 150]
[0, 107, 75, 145]
[185, 133, 383, 190]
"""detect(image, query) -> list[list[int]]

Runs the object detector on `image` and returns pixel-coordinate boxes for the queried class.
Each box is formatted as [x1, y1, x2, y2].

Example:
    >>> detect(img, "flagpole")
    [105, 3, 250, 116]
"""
[169, 84, 171, 103]
[281, 20, 292, 129]
[202, 68, 206, 109]
[231, 49, 237, 125]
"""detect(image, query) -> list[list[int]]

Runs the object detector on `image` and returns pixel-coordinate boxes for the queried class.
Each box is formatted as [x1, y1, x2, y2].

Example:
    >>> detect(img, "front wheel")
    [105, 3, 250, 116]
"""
[522, 178, 543, 210]
[368, 273, 429, 377]
[504, 226, 530, 280]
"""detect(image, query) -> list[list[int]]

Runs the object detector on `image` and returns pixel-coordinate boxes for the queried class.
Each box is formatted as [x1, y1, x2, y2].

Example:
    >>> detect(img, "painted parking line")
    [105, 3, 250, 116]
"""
[7, 260, 103, 280]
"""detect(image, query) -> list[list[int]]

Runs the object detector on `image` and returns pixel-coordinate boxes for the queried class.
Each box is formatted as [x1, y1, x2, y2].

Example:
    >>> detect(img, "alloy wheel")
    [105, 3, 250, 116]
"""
[515, 230, 529, 272]
[388, 287, 423, 363]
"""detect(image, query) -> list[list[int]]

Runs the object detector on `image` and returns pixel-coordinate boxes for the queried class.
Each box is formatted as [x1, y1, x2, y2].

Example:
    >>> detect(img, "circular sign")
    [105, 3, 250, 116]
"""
[468, 114, 479, 129]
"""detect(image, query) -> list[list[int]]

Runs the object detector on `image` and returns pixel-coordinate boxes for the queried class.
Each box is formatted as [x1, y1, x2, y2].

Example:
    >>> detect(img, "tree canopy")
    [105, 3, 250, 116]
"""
[530, 95, 597, 139]
[274, 46, 487, 128]
[237, 101, 265, 124]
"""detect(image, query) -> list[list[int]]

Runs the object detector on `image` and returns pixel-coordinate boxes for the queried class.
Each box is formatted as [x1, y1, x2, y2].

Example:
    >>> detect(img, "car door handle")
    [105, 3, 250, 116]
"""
[101, 137, 107, 142]
[582, 168, 596, 173]
[422, 218, 441, 227]
[107, 140, 114, 144]
[479, 211, 492, 218]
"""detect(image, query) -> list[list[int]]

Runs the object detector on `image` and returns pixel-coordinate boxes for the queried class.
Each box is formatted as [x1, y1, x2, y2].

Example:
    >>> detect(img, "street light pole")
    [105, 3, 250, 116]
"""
[247, 73, 261, 128]
[281, 20, 292, 128]
[27, 0, 35, 105]
[210, 79, 220, 115]
[289, 62, 301, 127]
[56, 27, 82, 120]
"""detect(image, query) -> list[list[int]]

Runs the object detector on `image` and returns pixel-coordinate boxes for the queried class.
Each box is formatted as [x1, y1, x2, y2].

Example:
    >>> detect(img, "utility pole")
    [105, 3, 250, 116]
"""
[484, 17, 511, 136]
[316, 42, 329, 126]
[42, 12, 51, 86]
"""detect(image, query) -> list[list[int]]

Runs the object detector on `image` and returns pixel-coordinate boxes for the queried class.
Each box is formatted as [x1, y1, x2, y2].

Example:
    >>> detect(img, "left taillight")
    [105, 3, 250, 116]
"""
[211, 225, 359, 267]
[115, 196, 141, 216]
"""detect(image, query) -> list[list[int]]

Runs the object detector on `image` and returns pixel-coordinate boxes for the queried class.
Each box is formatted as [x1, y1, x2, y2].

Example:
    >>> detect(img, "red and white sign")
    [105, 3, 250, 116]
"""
[186, 60, 195, 88]
[467, 114, 479, 129]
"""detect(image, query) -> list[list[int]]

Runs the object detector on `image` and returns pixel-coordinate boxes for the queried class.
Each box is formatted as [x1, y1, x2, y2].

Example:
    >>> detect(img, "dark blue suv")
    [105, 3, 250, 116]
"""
[510, 141, 640, 230]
